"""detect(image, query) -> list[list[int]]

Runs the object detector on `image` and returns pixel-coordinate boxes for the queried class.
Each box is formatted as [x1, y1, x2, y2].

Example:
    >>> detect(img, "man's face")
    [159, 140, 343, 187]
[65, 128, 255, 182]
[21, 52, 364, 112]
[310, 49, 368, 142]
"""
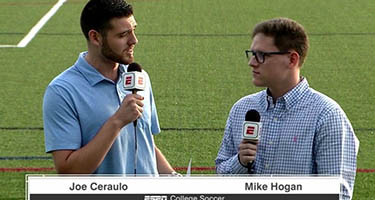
[101, 15, 138, 65]
[248, 33, 290, 88]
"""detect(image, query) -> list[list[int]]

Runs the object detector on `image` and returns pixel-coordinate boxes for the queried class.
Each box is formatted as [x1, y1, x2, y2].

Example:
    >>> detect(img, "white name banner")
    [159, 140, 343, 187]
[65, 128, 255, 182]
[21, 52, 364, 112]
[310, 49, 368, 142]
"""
[27, 175, 340, 200]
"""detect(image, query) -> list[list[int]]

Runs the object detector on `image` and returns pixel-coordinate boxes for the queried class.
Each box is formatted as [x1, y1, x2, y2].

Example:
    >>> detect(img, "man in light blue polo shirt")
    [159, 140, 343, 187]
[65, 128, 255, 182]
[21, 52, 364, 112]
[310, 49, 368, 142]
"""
[43, 0, 175, 175]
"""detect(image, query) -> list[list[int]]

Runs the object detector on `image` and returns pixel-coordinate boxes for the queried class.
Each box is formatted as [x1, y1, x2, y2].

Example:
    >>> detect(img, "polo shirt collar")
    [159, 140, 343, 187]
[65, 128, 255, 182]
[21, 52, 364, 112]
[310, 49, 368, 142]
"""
[74, 52, 106, 86]
[75, 52, 128, 86]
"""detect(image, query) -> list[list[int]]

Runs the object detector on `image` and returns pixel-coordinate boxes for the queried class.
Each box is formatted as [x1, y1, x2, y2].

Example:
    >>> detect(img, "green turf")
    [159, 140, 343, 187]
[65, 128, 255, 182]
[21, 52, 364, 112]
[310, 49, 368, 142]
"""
[356, 130, 375, 169]
[155, 131, 223, 167]
[353, 172, 375, 200]
[0, 130, 45, 156]
[0, 0, 374, 199]
[0, 0, 56, 44]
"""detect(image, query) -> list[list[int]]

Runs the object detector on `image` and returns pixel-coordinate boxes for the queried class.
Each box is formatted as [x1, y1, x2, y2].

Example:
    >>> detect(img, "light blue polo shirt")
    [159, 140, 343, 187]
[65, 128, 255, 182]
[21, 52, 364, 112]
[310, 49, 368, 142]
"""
[43, 52, 161, 174]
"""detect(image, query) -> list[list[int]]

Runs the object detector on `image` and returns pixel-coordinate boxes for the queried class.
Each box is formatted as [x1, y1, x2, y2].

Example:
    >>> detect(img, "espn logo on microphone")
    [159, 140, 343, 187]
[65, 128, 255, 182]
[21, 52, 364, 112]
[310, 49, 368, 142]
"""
[123, 71, 146, 91]
[242, 122, 261, 140]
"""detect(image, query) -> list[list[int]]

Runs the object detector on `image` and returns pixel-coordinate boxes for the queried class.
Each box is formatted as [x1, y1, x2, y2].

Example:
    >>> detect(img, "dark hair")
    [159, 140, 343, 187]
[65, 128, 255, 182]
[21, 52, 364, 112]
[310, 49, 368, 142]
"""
[252, 17, 309, 66]
[80, 0, 133, 40]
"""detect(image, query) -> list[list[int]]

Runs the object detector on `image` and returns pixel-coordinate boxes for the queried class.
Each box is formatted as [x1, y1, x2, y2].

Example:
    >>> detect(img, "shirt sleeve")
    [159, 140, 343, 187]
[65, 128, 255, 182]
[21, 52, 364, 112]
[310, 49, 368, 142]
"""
[314, 107, 359, 200]
[43, 84, 82, 153]
[215, 106, 248, 174]
[146, 73, 161, 135]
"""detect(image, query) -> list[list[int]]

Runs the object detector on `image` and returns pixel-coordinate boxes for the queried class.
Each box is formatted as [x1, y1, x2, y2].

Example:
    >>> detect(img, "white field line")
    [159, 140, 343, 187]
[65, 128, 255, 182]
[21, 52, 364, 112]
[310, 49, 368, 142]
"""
[0, 45, 18, 48]
[0, 0, 66, 48]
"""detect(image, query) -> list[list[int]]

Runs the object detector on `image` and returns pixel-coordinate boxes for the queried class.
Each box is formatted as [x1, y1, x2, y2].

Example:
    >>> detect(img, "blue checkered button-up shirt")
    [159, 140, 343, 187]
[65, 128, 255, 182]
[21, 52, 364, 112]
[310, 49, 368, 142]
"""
[215, 78, 359, 200]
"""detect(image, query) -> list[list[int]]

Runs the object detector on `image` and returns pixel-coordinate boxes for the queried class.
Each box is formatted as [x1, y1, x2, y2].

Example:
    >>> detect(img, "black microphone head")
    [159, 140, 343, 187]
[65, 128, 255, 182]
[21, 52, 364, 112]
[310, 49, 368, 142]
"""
[127, 62, 142, 72]
[245, 109, 260, 122]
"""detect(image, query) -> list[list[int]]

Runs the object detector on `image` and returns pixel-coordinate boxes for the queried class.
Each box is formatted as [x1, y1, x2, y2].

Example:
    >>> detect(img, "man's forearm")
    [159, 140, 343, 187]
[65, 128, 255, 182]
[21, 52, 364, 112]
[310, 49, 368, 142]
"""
[155, 146, 175, 174]
[53, 116, 123, 173]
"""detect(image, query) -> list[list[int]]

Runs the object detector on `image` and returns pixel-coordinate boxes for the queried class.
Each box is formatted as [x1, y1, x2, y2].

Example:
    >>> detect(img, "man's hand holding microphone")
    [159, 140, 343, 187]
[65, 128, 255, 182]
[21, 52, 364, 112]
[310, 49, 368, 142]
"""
[112, 62, 145, 128]
[112, 94, 144, 128]
[238, 110, 261, 173]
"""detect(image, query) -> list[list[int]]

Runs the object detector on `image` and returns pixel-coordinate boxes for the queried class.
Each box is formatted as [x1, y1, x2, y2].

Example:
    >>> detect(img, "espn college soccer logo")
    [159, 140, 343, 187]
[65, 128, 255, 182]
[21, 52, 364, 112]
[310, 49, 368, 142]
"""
[144, 195, 167, 200]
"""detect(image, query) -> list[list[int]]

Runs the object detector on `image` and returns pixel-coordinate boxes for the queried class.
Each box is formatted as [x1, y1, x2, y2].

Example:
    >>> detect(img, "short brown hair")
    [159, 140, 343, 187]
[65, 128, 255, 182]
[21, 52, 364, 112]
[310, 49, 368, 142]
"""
[252, 17, 309, 66]
[80, 0, 133, 40]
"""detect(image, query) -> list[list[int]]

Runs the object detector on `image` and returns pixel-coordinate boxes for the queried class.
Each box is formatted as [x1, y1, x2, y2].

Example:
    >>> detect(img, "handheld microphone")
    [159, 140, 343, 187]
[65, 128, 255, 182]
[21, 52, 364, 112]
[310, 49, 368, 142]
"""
[124, 62, 145, 127]
[124, 62, 145, 175]
[124, 62, 146, 94]
[242, 109, 261, 140]
[242, 109, 261, 173]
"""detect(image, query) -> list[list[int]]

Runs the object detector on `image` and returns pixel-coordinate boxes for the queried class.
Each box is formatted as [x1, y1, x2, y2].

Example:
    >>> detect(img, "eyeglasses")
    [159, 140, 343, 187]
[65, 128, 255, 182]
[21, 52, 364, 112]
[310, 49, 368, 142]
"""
[245, 50, 290, 64]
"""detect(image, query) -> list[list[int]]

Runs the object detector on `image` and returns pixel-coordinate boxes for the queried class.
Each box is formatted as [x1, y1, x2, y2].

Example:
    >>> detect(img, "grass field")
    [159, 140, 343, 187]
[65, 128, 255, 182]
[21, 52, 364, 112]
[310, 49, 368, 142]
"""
[0, 0, 374, 199]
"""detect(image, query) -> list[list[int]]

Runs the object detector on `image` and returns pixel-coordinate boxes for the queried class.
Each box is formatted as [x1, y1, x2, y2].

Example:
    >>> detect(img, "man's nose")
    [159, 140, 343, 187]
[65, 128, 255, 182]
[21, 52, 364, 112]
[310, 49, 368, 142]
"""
[248, 56, 258, 68]
[128, 31, 138, 45]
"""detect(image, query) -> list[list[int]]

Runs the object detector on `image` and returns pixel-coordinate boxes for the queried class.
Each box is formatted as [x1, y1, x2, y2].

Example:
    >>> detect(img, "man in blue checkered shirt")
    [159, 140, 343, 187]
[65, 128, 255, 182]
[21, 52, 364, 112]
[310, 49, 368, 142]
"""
[215, 18, 359, 200]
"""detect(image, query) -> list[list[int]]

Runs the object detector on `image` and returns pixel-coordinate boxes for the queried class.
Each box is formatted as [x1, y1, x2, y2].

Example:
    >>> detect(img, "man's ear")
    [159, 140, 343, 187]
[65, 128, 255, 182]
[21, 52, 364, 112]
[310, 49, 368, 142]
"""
[289, 51, 300, 68]
[88, 30, 102, 46]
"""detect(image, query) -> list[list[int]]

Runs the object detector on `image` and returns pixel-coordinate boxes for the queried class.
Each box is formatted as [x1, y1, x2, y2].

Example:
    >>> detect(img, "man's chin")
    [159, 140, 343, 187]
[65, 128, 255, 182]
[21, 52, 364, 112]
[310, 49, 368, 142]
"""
[122, 56, 134, 65]
[252, 80, 265, 87]
[119, 58, 134, 65]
